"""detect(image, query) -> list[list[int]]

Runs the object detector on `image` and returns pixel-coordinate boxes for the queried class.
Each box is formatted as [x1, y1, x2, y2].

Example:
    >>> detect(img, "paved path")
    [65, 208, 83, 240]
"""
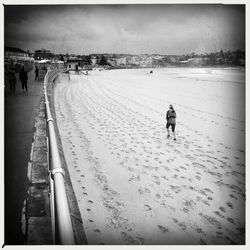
[4, 69, 44, 244]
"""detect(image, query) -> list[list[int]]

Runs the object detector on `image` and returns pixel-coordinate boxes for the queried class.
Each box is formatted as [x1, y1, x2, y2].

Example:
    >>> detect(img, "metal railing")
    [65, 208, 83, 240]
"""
[44, 69, 75, 244]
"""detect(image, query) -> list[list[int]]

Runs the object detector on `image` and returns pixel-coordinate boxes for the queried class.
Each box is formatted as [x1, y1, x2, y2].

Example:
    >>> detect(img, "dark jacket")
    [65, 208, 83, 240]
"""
[166, 109, 177, 124]
[7, 68, 16, 82]
[19, 69, 28, 81]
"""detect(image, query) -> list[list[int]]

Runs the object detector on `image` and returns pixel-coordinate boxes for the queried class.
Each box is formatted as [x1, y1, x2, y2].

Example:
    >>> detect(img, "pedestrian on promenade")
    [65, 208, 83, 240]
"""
[19, 66, 28, 92]
[166, 104, 177, 140]
[35, 66, 39, 80]
[7, 67, 17, 92]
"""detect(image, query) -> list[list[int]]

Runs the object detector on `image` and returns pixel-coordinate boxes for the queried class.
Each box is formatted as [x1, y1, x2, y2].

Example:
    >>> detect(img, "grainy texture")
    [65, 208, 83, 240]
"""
[54, 68, 245, 245]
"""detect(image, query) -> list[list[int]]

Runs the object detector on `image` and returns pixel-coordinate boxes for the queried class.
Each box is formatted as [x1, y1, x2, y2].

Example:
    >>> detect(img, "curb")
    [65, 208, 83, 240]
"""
[21, 94, 52, 244]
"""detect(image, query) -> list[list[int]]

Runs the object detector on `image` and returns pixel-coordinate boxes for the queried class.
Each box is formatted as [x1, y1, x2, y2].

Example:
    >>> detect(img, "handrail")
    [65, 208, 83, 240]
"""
[44, 69, 75, 244]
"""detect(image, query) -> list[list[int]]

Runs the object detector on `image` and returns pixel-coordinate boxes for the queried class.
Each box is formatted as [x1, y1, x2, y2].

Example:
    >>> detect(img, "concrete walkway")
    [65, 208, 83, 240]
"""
[4, 69, 44, 244]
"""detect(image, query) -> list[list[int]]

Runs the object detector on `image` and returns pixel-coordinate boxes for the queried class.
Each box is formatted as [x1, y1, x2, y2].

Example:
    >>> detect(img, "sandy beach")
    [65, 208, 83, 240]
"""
[53, 67, 245, 245]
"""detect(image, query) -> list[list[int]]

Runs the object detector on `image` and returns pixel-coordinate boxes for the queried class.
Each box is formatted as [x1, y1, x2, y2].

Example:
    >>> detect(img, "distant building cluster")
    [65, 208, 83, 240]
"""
[4, 45, 245, 73]
[4, 46, 34, 72]
[33, 48, 54, 60]
[68, 50, 245, 69]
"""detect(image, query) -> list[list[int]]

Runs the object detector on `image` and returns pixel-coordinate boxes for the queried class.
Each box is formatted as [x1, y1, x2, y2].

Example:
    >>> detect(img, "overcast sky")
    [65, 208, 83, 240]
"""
[4, 4, 245, 55]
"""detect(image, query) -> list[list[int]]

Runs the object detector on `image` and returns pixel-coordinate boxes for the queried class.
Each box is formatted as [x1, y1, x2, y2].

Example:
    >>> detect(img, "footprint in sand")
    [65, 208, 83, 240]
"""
[196, 228, 206, 236]
[172, 218, 187, 231]
[226, 201, 234, 209]
[219, 206, 226, 213]
[144, 204, 152, 211]
[158, 225, 169, 233]
[161, 175, 168, 181]
[204, 188, 213, 194]
[213, 211, 225, 219]
[229, 194, 238, 200]
[216, 231, 223, 239]
[143, 185, 152, 194]
[227, 217, 235, 224]
[224, 236, 237, 244]
[195, 175, 201, 181]
[172, 174, 179, 180]
[155, 193, 161, 199]
[199, 213, 222, 229]
[201, 199, 210, 206]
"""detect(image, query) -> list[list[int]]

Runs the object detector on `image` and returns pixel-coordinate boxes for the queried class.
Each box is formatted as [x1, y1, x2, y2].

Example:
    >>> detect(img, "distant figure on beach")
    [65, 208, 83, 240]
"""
[19, 66, 28, 92]
[166, 104, 177, 140]
[7, 67, 17, 92]
[149, 70, 153, 74]
[35, 66, 39, 80]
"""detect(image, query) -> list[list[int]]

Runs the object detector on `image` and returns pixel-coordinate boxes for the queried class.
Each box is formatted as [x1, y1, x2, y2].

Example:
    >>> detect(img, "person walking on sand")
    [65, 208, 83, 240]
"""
[19, 66, 28, 92]
[35, 66, 39, 80]
[166, 104, 177, 140]
[7, 67, 17, 92]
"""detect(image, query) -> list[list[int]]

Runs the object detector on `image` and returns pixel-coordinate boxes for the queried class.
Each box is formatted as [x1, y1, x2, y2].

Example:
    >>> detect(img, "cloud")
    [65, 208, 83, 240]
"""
[4, 4, 245, 54]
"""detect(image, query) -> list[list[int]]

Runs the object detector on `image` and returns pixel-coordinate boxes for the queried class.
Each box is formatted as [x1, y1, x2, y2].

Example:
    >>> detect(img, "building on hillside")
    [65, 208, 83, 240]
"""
[107, 58, 117, 67]
[127, 56, 140, 66]
[139, 55, 153, 67]
[167, 56, 178, 63]
[179, 60, 189, 65]
[115, 57, 127, 66]
[91, 57, 98, 65]
[152, 55, 164, 60]
[179, 57, 208, 66]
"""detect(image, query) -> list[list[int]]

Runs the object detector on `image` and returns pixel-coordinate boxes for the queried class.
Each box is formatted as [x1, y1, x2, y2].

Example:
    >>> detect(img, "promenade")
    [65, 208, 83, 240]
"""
[4, 69, 44, 244]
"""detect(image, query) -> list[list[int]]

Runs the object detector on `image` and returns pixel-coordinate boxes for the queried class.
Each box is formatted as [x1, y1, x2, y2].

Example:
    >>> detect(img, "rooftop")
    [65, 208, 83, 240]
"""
[5, 46, 27, 54]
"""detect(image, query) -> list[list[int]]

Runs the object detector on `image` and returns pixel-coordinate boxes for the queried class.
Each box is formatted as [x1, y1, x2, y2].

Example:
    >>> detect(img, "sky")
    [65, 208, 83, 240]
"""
[4, 4, 245, 55]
